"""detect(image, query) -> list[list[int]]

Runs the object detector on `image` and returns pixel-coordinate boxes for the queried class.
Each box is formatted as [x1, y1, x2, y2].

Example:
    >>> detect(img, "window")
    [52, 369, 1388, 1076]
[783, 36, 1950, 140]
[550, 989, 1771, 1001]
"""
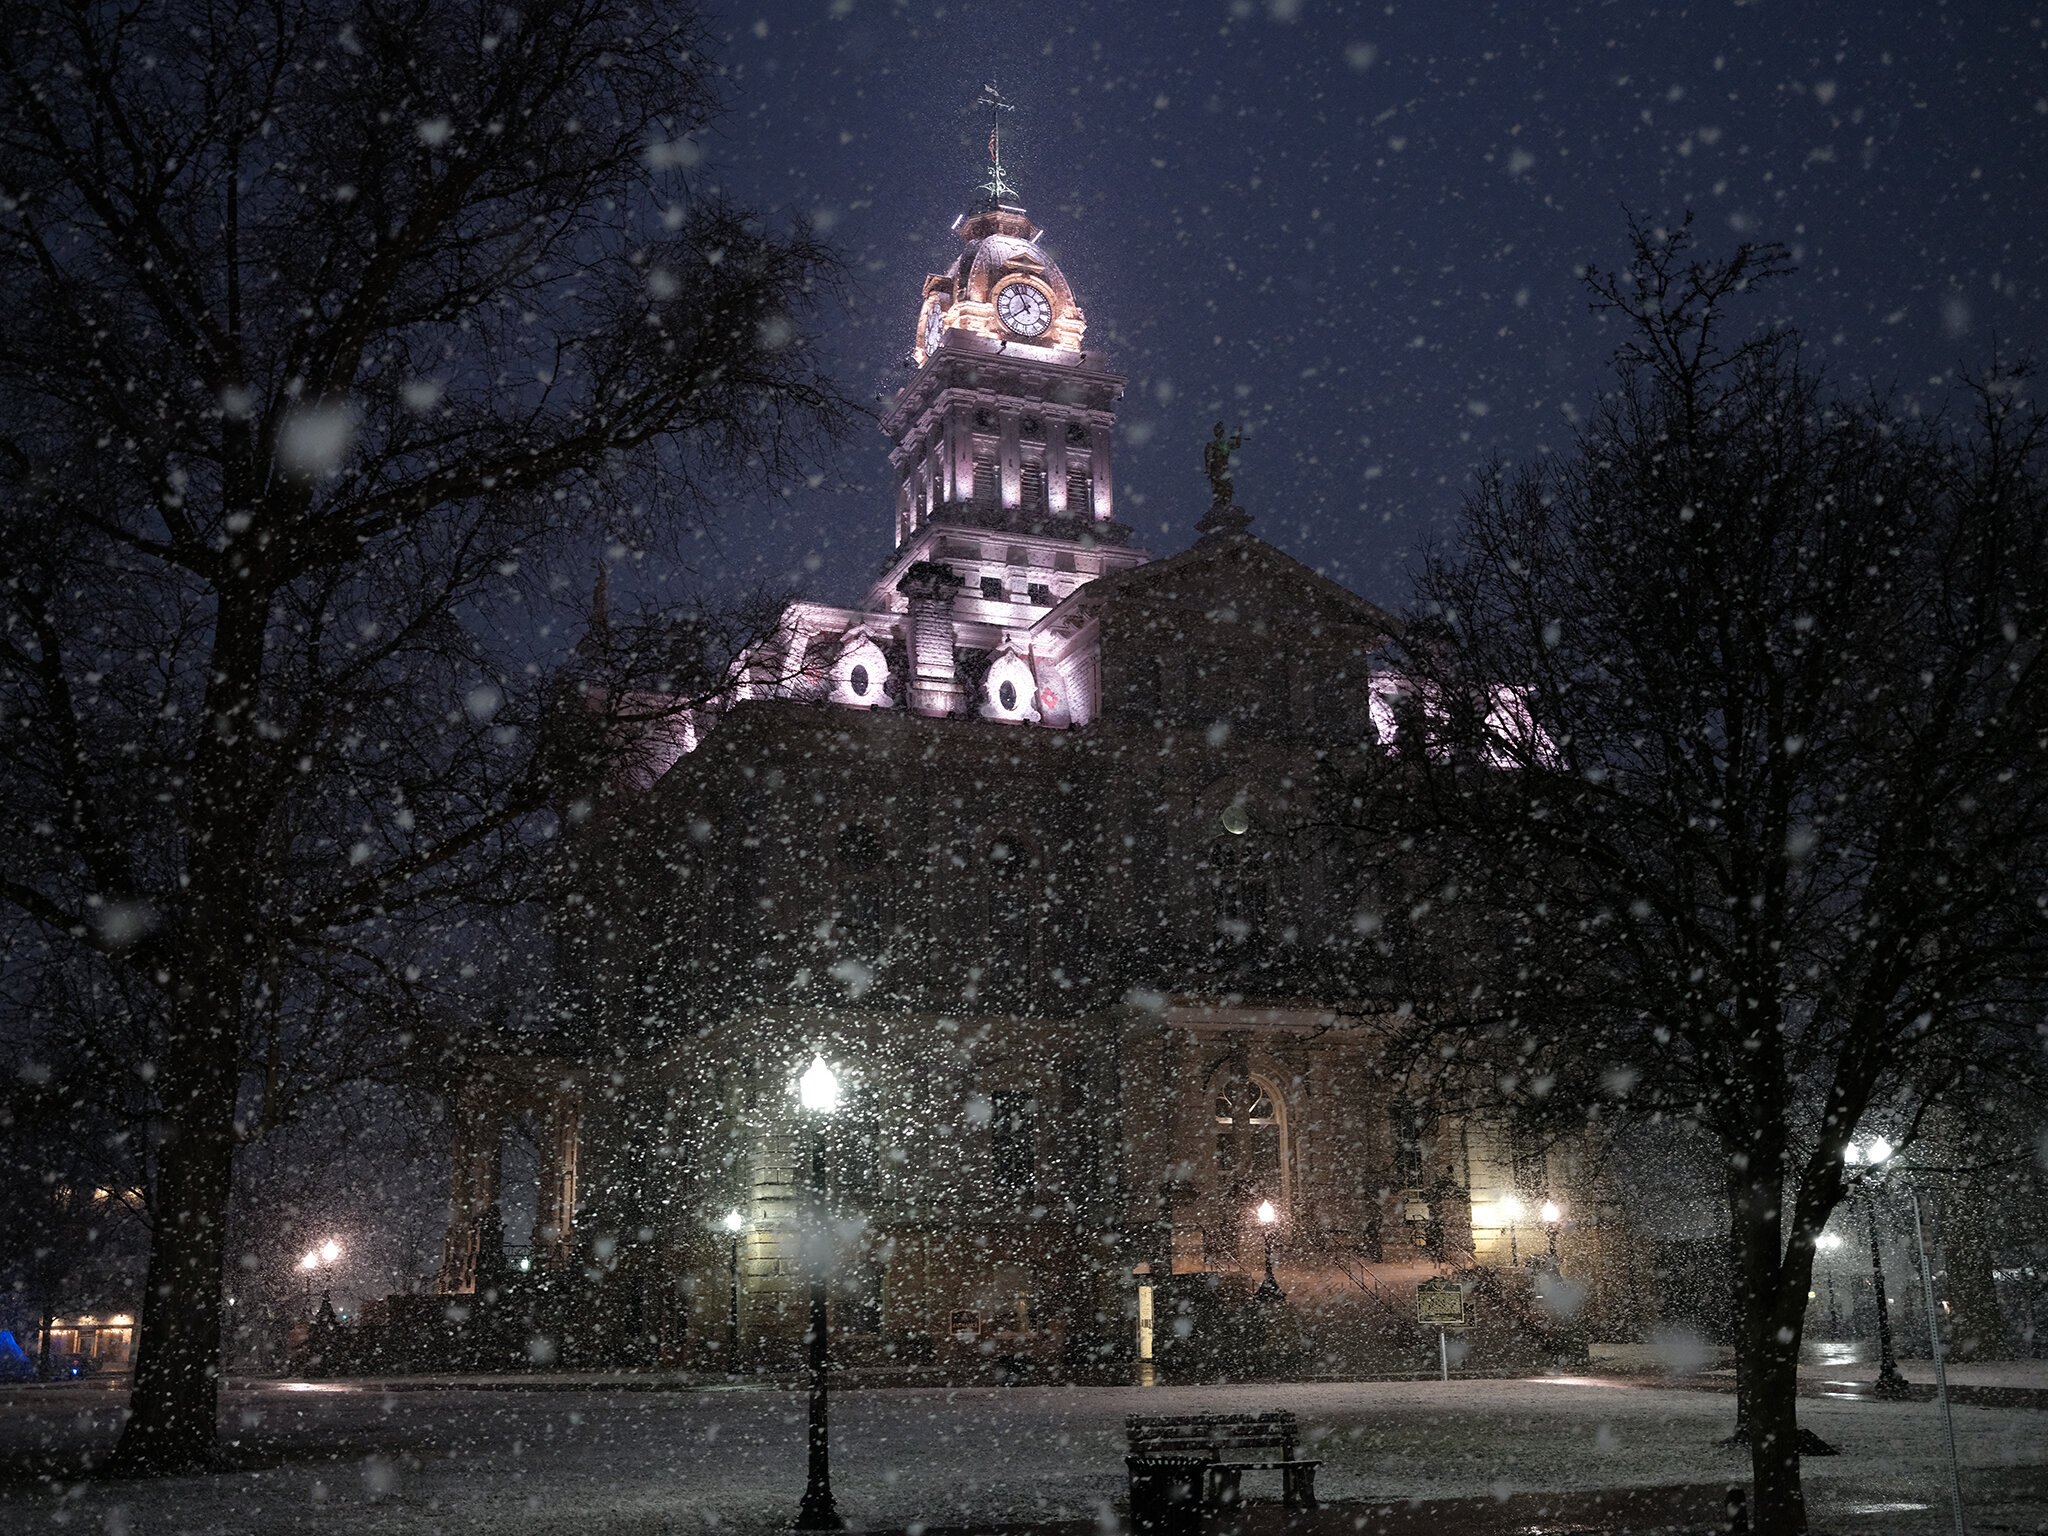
[1213, 1081, 1281, 1193]
[991, 1091, 1037, 1190]
[836, 828, 886, 957]
[1065, 422, 1088, 445]
[837, 881, 882, 957]
[981, 576, 1006, 602]
[986, 838, 1032, 1005]
[832, 1089, 880, 1200]
[1393, 1104, 1430, 1187]
[1027, 582, 1053, 606]
[844, 1258, 885, 1334]
[1211, 840, 1268, 942]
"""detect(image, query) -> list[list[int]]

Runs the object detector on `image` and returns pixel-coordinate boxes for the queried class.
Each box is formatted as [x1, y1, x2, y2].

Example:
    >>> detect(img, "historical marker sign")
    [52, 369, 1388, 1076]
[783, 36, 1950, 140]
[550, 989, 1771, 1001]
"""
[1417, 1276, 1466, 1325]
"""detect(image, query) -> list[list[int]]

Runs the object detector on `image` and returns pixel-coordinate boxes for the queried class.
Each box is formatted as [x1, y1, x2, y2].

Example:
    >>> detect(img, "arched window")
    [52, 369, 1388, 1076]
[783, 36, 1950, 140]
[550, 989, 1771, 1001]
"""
[1214, 1076, 1288, 1205]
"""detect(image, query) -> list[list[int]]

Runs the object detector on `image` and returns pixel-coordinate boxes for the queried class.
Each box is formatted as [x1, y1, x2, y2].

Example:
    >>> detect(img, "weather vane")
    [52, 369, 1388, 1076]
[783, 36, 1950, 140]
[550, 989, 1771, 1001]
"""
[977, 83, 1017, 207]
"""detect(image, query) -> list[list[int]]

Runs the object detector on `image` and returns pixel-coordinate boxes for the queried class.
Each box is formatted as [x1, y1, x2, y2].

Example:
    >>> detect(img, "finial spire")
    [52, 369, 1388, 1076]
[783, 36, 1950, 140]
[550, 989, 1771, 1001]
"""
[977, 84, 1017, 207]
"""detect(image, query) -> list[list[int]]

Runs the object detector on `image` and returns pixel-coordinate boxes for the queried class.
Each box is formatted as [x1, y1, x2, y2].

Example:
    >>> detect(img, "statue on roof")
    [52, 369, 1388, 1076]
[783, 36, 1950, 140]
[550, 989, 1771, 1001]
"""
[1203, 421, 1243, 507]
[1197, 422, 1254, 538]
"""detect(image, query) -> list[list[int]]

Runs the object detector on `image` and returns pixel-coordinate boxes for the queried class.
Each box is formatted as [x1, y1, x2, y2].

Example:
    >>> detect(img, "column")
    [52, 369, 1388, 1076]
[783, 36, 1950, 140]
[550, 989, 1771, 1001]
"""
[949, 403, 976, 505]
[537, 1090, 582, 1268]
[1090, 421, 1115, 520]
[1045, 423, 1069, 515]
[896, 560, 967, 716]
[999, 408, 1023, 511]
[439, 1079, 502, 1294]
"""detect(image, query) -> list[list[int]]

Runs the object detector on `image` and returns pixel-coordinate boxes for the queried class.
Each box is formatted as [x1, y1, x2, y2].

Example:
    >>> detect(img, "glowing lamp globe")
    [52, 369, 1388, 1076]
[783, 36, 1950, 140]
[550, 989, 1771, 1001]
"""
[1501, 1195, 1524, 1221]
[799, 1053, 841, 1114]
[320, 1240, 340, 1263]
[1540, 1201, 1561, 1224]
[1865, 1137, 1893, 1165]
[723, 1209, 745, 1234]
[300, 1252, 318, 1271]
[1256, 1200, 1278, 1225]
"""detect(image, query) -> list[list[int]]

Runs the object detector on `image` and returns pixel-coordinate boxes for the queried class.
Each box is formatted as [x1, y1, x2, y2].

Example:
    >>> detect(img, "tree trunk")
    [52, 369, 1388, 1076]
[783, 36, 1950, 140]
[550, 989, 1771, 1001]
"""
[107, 978, 243, 1475]
[1732, 1183, 1817, 1534]
[1747, 1337, 1808, 1535]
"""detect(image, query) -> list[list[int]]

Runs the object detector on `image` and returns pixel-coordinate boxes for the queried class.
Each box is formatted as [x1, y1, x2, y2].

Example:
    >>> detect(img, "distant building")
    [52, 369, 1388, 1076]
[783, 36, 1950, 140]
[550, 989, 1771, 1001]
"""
[413, 164, 1651, 1380]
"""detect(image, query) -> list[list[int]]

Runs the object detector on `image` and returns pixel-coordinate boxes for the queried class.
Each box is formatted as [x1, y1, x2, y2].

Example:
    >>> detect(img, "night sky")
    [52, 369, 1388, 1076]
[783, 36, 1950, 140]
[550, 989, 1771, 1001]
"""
[682, 0, 2045, 613]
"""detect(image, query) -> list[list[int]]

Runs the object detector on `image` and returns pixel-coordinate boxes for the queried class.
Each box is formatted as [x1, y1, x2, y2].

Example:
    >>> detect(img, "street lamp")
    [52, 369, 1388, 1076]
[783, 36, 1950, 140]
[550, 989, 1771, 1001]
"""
[1541, 1200, 1562, 1269]
[1817, 1233, 1844, 1337]
[722, 1209, 745, 1371]
[1501, 1195, 1523, 1268]
[795, 1053, 845, 1531]
[300, 1240, 342, 1317]
[1845, 1139, 1912, 1400]
[1254, 1199, 1285, 1302]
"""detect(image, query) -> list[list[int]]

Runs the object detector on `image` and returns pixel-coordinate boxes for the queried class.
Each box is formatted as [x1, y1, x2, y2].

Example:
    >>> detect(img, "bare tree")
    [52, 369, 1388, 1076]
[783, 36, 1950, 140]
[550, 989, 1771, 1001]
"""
[1380, 219, 2048, 1533]
[0, 0, 852, 1472]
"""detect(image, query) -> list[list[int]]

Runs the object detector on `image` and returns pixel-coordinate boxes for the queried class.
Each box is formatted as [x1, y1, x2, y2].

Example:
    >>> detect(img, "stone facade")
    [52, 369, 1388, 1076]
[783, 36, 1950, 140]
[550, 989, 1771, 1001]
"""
[424, 188, 1652, 1379]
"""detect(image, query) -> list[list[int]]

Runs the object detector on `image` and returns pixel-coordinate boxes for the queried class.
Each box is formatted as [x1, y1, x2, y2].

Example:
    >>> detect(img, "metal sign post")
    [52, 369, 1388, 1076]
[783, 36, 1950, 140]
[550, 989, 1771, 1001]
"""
[1908, 1188, 1967, 1536]
[1417, 1278, 1465, 1381]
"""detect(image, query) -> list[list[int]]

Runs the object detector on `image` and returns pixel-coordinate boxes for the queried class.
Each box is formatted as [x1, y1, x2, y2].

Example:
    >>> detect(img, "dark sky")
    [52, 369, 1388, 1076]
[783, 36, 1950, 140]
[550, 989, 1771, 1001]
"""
[684, 0, 2046, 613]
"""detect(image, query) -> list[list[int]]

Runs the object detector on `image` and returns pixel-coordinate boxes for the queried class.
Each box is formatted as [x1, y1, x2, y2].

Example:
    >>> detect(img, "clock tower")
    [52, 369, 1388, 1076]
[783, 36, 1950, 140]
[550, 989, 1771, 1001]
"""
[757, 99, 1149, 723]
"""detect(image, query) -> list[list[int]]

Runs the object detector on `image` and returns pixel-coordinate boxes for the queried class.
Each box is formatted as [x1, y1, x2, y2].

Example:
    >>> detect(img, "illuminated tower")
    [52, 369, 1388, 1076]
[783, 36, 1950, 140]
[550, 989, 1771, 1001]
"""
[765, 90, 1149, 723]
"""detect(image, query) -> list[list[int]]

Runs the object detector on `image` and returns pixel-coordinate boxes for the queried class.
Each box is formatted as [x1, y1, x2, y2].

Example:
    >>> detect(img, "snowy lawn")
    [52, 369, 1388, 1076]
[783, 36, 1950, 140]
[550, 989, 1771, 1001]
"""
[0, 1376, 2041, 1534]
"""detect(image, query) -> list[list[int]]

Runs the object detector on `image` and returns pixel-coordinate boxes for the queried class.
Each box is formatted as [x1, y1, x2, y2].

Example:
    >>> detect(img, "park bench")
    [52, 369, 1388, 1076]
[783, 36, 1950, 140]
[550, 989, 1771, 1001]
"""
[1126, 1410, 1319, 1530]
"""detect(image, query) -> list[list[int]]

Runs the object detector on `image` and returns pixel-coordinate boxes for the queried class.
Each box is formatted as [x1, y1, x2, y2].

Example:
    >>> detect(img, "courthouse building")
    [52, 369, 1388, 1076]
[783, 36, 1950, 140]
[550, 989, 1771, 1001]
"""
[417, 169, 1657, 1378]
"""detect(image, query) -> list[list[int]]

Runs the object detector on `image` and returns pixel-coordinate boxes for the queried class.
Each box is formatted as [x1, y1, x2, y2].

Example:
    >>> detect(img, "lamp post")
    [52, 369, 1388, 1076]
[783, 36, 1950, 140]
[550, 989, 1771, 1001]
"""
[1255, 1199, 1285, 1302]
[1541, 1201, 1562, 1271]
[1501, 1195, 1523, 1268]
[722, 1209, 744, 1372]
[1850, 1138, 1967, 1536]
[1817, 1233, 1844, 1338]
[299, 1238, 341, 1318]
[795, 1053, 845, 1531]
[1846, 1139, 1912, 1400]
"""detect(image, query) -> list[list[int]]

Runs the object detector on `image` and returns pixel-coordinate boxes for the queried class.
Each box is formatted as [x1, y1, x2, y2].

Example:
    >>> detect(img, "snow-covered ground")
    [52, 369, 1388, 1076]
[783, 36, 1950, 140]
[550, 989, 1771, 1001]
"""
[1, 1375, 2041, 1534]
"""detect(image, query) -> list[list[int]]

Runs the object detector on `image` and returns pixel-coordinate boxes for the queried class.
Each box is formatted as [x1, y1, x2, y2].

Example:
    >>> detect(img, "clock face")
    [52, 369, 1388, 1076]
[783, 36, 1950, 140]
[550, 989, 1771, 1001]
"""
[996, 281, 1052, 337]
[922, 301, 946, 357]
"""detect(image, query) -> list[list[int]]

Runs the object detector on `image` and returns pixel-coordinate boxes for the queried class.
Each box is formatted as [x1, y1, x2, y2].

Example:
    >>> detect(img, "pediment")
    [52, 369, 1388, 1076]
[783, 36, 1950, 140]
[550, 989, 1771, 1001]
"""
[1070, 532, 1401, 646]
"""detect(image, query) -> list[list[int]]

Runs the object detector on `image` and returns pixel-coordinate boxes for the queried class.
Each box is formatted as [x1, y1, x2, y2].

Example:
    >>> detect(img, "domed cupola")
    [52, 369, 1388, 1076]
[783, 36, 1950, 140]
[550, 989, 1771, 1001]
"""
[913, 206, 1086, 365]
